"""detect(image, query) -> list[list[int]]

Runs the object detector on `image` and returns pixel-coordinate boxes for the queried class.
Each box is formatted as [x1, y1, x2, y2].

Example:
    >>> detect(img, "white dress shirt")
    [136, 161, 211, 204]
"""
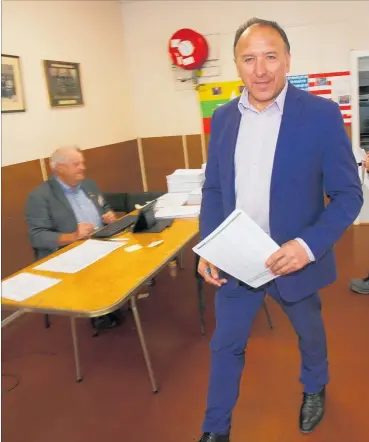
[234, 80, 315, 261]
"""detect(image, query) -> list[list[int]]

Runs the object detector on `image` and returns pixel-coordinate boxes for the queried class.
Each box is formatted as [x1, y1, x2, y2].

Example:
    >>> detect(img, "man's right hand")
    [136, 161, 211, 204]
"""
[198, 257, 227, 287]
[76, 222, 94, 240]
[364, 152, 369, 172]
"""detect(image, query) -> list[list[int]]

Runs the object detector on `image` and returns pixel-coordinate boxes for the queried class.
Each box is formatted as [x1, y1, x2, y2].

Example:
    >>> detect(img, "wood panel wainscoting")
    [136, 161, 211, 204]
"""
[141, 136, 186, 191]
[186, 134, 204, 169]
[1, 160, 44, 280]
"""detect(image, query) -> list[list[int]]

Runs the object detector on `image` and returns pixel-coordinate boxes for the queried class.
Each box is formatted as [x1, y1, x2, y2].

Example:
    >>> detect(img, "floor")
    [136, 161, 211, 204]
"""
[2, 226, 369, 442]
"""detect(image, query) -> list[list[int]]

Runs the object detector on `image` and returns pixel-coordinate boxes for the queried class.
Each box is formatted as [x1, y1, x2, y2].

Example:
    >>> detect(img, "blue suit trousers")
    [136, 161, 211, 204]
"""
[202, 281, 329, 435]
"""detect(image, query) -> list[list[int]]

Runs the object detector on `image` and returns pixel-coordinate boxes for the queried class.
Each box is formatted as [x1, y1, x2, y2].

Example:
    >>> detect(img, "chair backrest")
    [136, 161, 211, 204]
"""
[103, 192, 128, 213]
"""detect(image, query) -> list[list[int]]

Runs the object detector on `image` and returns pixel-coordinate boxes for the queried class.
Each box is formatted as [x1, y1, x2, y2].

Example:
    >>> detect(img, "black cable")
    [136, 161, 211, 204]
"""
[1, 373, 20, 394]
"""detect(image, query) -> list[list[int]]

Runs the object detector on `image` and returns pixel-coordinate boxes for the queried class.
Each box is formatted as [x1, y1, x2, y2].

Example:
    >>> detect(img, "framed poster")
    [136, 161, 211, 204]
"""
[43, 60, 84, 107]
[1, 54, 26, 113]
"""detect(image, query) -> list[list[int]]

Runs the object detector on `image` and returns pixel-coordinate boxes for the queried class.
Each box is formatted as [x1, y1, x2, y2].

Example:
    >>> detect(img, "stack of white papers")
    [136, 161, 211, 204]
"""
[201, 163, 207, 170]
[2, 272, 62, 302]
[187, 187, 202, 205]
[193, 209, 280, 288]
[33, 239, 125, 274]
[166, 169, 205, 193]
[155, 193, 188, 209]
[155, 205, 201, 219]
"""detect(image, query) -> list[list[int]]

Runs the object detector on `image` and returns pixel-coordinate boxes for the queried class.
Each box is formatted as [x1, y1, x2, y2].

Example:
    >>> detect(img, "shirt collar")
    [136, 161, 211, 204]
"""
[54, 176, 80, 194]
[238, 79, 289, 114]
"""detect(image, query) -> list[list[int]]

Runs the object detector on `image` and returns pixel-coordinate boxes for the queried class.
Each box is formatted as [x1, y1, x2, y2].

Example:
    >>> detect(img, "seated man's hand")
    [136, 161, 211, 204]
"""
[76, 222, 94, 240]
[266, 240, 310, 276]
[102, 210, 117, 225]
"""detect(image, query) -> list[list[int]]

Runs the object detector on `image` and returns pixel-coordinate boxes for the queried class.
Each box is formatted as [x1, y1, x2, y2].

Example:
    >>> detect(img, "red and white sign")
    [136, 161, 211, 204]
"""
[169, 29, 209, 70]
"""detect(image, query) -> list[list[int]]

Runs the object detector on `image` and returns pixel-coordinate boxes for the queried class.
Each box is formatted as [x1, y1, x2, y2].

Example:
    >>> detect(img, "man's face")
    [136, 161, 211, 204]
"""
[56, 150, 86, 186]
[234, 24, 291, 110]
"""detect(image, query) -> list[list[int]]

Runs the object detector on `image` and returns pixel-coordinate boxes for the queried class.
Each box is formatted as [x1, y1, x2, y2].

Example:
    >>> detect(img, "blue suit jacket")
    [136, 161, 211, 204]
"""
[199, 83, 363, 301]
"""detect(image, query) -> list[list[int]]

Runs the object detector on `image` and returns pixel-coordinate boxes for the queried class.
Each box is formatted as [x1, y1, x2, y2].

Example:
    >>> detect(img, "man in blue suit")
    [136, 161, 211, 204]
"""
[197, 18, 363, 442]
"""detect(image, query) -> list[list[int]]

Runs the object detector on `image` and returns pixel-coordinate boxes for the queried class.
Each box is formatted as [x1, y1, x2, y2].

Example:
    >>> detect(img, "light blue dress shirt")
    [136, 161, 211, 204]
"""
[55, 177, 103, 230]
[234, 80, 315, 262]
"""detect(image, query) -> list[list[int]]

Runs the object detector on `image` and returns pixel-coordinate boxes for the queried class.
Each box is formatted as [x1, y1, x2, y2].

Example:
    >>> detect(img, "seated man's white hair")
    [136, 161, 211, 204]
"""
[49, 146, 82, 170]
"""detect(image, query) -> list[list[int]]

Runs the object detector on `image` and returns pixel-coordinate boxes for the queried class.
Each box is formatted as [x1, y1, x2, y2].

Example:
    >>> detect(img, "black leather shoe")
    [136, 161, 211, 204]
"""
[198, 433, 230, 442]
[299, 387, 326, 433]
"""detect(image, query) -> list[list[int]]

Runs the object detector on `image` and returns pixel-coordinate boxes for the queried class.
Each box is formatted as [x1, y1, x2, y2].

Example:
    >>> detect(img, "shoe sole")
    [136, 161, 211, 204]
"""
[300, 410, 325, 434]
[350, 286, 369, 294]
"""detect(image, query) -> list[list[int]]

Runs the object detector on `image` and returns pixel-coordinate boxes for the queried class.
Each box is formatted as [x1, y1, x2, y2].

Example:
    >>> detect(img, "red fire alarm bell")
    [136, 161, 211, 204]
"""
[169, 28, 209, 70]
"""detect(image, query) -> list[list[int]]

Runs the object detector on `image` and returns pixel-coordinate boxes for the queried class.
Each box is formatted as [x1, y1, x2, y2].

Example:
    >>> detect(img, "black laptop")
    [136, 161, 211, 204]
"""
[92, 201, 173, 239]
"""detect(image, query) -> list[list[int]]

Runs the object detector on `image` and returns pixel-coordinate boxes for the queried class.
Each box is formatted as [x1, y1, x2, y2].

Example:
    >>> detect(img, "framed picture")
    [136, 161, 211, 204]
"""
[43, 60, 84, 107]
[1, 54, 26, 113]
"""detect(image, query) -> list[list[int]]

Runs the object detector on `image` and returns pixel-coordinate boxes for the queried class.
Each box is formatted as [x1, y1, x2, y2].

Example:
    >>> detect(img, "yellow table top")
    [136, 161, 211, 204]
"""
[2, 218, 199, 317]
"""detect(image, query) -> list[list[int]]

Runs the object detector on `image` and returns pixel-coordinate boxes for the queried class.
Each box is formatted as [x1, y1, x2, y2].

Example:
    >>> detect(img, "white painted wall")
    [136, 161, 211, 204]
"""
[2, 0, 135, 166]
[121, 0, 369, 138]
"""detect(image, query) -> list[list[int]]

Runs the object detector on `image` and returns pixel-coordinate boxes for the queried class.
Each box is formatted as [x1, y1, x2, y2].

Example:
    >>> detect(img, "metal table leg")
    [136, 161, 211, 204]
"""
[262, 300, 274, 329]
[197, 279, 206, 335]
[130, 295, 158, 393]
[179, 250, 185, 269]
[71, 317, 83, 382]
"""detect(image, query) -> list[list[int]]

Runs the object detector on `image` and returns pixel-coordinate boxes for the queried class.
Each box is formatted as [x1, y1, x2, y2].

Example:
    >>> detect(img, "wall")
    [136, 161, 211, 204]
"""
[2, 0, 135, 166]
[121, 0, 369, 138]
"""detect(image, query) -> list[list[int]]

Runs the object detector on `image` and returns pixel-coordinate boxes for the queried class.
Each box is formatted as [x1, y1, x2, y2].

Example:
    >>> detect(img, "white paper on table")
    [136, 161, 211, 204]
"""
[155, 205, 200, 219]
[147, 240, 164, 248]
[193, 209, 280, 288]
[1, 272, 62, 302]
[124, 244, 143, 252]
[155, 193, 188, 208]
[107, 237, 129, 242]
[33, 239, 125, 274]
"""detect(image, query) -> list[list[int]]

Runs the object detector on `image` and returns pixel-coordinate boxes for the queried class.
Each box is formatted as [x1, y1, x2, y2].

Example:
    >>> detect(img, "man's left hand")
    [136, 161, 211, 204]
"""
[102, 210, 117, 225]
[265, 240, 310, 276]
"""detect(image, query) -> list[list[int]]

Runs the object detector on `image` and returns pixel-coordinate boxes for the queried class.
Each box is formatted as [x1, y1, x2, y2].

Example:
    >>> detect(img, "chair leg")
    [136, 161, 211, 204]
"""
[262, 300, 273, 329]
[44, 314, 50, 328]
[90, 318, 99, 337]
[196, 279, 206, 335]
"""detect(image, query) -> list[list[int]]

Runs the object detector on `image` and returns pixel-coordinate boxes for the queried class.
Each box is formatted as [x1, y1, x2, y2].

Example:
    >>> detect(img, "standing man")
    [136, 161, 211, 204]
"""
[350, 150, 369, 294]
[197, 18, 363, 442]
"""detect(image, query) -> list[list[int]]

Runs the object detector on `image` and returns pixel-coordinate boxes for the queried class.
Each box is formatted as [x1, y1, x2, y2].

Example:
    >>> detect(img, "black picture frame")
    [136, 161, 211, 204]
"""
[1, 54, 26, 113]
[43, 59, 84, 108]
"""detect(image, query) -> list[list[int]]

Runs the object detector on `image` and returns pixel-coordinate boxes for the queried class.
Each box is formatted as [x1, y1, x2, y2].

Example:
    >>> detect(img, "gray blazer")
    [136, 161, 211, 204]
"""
[25, 177, 111, 260]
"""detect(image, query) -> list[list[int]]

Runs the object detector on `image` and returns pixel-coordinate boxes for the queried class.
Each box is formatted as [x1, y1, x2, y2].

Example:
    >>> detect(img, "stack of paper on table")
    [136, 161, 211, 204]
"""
[155, 205, 201, 219]
[166, 169, 205, 193]
[201, 163, 207, 170]
[187, 187, 202, 205]
[193, 209, 281, 288]
[33, 239, 125, 274]
[155, 192, 188, 209]
[2, 272, 62, 302]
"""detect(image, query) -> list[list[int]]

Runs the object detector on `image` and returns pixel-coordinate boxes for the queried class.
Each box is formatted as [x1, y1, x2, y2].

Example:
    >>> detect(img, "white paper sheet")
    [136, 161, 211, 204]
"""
[155, 193, 188, 208]
[2, 272, 62, 302]
[124, 245, 143, 252]
[193, 209, 280, 288]
[155, 205, 200, 219]
[33, 239, 125, 274]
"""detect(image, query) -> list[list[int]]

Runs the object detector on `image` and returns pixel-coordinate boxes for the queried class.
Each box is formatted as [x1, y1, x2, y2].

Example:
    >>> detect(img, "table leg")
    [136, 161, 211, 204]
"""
[70, 317, 83, 382]
[179, 249, 185, 269]
[130, 295, 158, 393]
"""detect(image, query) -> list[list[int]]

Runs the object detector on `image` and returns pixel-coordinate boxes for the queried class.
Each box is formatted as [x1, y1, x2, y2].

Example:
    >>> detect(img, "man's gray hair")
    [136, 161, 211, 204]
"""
[49, 146, 82, 170]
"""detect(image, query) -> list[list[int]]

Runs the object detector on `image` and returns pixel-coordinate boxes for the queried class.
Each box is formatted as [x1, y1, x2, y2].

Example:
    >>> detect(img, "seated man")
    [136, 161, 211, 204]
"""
[25, 146, 121, 330]
[350, 151, 369, 294]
